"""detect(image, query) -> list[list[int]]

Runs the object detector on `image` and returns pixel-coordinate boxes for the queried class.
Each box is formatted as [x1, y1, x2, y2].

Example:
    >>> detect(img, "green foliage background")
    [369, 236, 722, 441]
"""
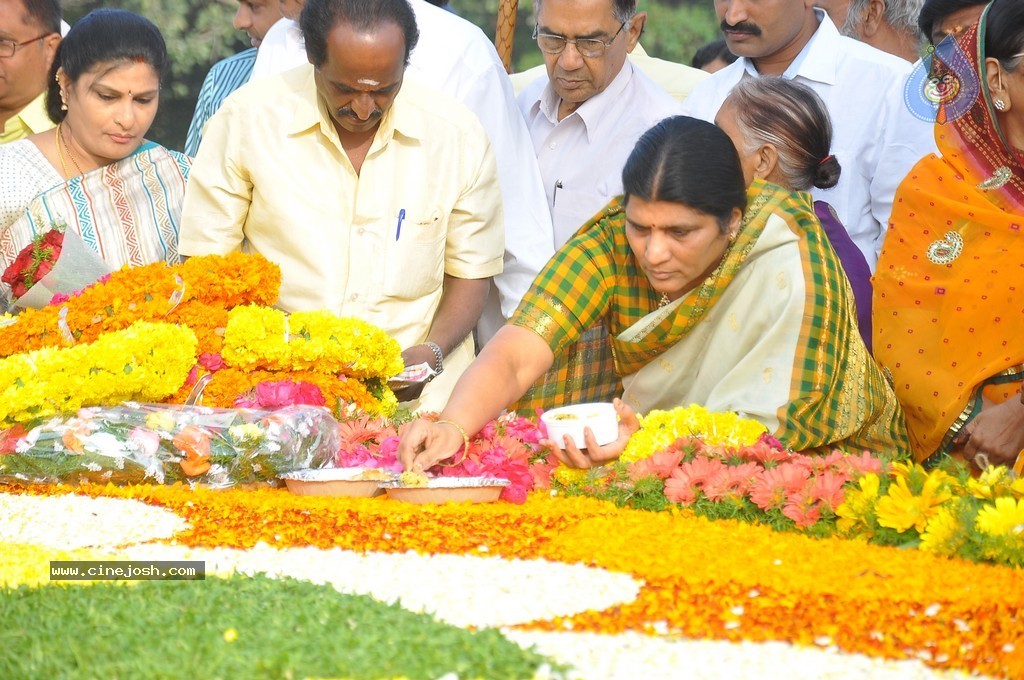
[63, 0, 718, 150]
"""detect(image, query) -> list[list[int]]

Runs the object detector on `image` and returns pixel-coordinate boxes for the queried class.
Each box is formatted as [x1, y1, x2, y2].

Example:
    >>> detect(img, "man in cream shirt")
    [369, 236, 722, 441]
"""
[519, 0, 685, 247]
[179, 0, 504, 413]
[252, 0, 553, 345]
[0, 0, 61, 144]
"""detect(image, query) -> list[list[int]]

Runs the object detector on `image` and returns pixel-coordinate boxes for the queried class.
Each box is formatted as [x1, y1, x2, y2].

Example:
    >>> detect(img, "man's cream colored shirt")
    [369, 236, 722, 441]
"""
[179, 65, 504, 411]
[0, 92, 54, 145]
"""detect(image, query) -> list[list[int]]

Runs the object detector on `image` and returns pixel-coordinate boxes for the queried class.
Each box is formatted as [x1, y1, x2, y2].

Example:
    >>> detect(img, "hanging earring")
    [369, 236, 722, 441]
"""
[994, 98, 1007, 111]
[60, 91, 67, 111]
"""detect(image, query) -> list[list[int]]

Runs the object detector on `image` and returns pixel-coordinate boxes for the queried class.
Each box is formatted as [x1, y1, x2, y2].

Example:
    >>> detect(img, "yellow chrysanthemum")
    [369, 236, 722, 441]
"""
[875, 473, 952, 534]
[966, 465, 1013, 500]
[919, 505, 964, 556]
[975, 497, 1024, 537]
[620, 404, 766, 464]
[836, 473, 880, 535]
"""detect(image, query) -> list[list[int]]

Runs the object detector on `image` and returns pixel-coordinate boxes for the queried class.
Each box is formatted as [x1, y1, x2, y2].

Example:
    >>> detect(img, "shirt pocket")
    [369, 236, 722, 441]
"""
[552, 184, 615, 245]
[383, 206, 447, 300]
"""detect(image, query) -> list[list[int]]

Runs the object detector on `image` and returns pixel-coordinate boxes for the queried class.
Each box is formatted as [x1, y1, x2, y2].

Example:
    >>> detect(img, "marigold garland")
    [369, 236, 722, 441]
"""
[5, 483, 1022, 678]
[0, 254, 279, 357]
[0, 322, 196, 424]
[222, 306, 404, 380]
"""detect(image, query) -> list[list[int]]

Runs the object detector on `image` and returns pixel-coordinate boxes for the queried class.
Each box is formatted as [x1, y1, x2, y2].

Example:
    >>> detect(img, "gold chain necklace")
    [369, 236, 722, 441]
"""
[55, 122, 84, 179]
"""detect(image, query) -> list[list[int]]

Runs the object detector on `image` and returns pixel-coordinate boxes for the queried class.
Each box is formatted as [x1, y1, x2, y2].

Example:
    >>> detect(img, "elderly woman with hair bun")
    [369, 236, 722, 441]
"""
[714, 76, 873, 351]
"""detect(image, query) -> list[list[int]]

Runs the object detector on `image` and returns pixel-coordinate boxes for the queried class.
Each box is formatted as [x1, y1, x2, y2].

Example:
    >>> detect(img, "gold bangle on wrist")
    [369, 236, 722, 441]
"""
[436, 419, 469, 466]
[1014, 449, 1024, 477]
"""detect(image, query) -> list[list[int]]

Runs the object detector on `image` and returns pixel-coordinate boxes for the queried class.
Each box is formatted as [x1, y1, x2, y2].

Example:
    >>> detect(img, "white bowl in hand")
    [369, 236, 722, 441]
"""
[540, 402, 618, 449]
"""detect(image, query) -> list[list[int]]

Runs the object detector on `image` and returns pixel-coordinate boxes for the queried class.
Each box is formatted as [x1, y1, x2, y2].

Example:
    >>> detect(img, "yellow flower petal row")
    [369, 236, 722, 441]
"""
[0, 322, 197, 425]
[621, 405, 767, 463]
[0, 253, 280, 358]
[555, 404, 768, 485]
[222, 306, 404, 380]
[0, 541, 114, 588]
[9, 483, 1021, 678]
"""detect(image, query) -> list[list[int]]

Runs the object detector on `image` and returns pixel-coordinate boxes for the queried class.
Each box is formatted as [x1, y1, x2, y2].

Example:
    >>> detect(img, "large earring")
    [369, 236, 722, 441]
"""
[994, 98, 1007, 111]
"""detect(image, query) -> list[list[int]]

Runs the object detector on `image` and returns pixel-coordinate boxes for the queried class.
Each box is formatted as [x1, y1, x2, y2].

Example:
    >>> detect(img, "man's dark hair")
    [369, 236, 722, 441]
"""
[918, 0, 986, 44]
[301, 0, 420, 68]
[535, 0, 636, 25]
[22, 0, 62, 34]
[623, 116, 747, 233]
[691, 38, 737, 70]
[46, 9, 167, 123]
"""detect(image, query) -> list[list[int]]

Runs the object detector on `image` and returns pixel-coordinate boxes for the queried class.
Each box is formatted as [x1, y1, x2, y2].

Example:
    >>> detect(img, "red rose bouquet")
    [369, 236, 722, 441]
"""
[2, 228, 64, 299]
[1, 223, 111, 308]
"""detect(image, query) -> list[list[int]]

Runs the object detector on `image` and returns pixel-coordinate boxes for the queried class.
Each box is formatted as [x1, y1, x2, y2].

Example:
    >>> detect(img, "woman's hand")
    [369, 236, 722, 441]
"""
[397, 418, 465, 472]
[957, 396, 1024, 468]
[543, 399, 641, 469]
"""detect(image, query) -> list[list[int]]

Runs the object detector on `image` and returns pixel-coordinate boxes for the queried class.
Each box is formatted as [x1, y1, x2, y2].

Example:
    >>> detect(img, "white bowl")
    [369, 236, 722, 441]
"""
[540, 402, 618, 448]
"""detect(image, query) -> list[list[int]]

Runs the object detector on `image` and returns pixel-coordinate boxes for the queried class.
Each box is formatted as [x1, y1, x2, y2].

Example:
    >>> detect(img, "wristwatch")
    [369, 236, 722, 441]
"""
[424, 341, 444, 381]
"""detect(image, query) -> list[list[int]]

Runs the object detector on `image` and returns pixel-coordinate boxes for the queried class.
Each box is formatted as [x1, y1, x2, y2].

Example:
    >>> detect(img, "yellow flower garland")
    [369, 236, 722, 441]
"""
[221, 306, 404, 380]
[554, 404, 768, 485]
[0, 322, 196, 425]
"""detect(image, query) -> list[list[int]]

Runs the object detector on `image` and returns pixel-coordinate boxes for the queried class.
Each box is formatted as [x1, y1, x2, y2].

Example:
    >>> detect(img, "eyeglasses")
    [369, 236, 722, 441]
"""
[0, 33, 52, 59]
[532, 22, 627, 58]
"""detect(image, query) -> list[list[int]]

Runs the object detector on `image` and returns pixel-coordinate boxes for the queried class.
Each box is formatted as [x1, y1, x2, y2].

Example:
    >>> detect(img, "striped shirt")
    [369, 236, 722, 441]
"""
[184, 48, 257, 157]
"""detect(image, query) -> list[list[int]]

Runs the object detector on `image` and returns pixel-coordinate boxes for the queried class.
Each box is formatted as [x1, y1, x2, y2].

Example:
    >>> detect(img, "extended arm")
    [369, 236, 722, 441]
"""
[397, 325, 554, 470]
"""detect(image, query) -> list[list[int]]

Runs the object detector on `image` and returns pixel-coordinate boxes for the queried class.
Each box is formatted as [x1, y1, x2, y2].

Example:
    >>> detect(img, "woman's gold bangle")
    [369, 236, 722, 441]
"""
[436, 419, 469, 466]
[1014, 449, 1024, 477]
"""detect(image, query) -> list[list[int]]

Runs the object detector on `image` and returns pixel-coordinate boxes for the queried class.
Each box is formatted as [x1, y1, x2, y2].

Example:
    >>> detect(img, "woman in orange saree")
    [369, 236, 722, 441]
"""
[874, 0, 1024, 471]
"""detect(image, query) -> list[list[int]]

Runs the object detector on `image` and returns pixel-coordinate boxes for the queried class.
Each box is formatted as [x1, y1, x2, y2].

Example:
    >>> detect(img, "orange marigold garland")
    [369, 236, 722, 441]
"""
[0, 253, 280, 357]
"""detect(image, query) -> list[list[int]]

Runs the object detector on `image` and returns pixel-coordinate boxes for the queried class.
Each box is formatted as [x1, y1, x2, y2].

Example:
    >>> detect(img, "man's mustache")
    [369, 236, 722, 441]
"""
[721, 20, 762, 36]
[336, 107, 383, 122]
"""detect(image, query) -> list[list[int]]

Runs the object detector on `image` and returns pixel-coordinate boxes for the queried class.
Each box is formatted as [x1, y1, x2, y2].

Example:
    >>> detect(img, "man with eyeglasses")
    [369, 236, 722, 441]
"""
[0, 0, 61, 145]
[518, 0, 682, 247]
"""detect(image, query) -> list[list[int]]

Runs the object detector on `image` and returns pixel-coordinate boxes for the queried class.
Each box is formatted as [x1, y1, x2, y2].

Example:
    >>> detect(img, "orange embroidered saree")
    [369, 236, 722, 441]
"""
[874, 18, 1024, 464]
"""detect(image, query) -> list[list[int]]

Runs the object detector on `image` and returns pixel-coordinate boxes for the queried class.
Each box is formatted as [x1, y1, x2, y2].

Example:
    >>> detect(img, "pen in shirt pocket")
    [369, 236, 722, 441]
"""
[553, 180, 563, 207]
[395, 208, 406, 241]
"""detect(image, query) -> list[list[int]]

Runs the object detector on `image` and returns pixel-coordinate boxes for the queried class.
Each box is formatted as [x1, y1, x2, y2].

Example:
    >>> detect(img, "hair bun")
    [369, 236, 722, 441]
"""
[813, 155, 842, 190]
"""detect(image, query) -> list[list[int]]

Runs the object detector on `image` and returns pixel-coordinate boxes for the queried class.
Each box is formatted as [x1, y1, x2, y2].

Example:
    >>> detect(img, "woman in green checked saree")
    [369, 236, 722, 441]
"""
[398, 116, 908, 472]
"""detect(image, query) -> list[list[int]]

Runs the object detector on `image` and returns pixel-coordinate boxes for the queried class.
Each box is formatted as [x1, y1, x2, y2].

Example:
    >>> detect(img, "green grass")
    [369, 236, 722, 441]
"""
[0, 574, 557, 679]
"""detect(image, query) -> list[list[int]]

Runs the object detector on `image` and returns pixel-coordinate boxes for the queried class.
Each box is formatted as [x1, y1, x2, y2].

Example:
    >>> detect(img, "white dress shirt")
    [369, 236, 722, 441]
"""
[249, 18, 305, 81]
[251, 1, 554, 344]
[519, 61, 684, 247]
[681, 10, 936, 269]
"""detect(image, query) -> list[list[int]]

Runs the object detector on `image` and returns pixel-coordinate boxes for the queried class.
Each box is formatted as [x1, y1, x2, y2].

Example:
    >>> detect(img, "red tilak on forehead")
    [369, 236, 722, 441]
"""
[132, 55, 145, 63]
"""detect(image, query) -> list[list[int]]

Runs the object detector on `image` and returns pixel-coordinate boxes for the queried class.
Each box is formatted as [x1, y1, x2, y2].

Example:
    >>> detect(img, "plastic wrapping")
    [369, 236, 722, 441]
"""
[0, 403, 340, 488]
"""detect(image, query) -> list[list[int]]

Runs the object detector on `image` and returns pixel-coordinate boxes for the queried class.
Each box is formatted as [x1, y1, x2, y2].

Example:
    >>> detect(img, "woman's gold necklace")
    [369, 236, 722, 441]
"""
[55, 122, 84, 179]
